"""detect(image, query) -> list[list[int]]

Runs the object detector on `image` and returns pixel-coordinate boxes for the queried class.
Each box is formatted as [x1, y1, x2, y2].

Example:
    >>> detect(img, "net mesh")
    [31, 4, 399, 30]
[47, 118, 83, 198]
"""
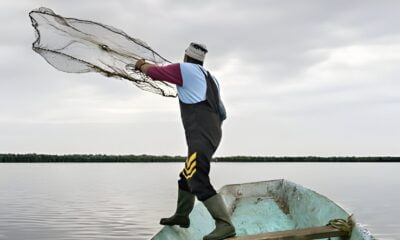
[29, 7, 177, 97]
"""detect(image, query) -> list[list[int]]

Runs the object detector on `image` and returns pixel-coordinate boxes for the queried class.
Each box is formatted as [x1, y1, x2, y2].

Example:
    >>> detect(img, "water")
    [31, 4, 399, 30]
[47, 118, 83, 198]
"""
[0, 163, 399, 240]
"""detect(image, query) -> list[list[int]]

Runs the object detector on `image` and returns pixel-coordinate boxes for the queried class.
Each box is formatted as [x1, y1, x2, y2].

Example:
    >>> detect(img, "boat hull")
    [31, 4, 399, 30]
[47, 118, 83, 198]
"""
[151, 179, 374, 240]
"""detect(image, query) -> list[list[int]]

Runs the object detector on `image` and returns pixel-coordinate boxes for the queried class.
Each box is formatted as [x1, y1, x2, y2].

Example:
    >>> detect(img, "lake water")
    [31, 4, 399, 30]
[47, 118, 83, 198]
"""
[0, 163, 399, 240]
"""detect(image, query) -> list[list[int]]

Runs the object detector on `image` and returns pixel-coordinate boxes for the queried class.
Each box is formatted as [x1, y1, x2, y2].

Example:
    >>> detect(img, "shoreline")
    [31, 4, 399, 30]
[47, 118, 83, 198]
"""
[0, 154, 399, 162]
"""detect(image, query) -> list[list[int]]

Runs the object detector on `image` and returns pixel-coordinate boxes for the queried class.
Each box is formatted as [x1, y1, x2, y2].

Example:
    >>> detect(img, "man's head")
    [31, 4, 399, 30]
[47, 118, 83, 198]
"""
[184, 42, 208, 66]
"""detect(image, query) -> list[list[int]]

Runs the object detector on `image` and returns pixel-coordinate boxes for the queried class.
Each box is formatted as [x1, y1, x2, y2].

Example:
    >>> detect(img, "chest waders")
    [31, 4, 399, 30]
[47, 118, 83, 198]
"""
[178, 68, 223, 201]
[160, 67, 236, 240]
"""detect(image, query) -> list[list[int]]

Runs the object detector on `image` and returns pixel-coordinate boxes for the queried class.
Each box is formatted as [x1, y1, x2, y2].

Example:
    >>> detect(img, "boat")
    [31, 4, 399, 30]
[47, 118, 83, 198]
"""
[151, 179, 374, 240]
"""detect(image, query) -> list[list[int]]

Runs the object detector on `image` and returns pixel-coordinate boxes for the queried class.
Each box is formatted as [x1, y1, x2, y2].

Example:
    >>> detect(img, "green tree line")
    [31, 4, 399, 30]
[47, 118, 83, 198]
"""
[0, 154, 398, 162]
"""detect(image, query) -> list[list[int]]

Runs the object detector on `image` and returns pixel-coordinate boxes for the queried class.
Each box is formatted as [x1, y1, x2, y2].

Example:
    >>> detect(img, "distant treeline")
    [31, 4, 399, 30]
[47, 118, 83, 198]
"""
[0, 154, 398, 162]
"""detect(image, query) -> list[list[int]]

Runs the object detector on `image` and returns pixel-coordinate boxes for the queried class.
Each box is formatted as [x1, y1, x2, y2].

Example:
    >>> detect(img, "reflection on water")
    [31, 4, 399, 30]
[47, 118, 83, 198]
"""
[0, 163, 399, 240]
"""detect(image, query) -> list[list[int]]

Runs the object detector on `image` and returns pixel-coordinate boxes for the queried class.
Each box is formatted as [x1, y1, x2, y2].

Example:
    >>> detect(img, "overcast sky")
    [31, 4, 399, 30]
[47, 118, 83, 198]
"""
[1, 0, 399, 156]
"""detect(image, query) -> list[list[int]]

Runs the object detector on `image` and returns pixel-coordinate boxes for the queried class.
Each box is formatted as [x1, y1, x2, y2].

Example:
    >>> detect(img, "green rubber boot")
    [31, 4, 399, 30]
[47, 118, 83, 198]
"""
[160, 188, 195, 228]
[203, 194, 236, 240]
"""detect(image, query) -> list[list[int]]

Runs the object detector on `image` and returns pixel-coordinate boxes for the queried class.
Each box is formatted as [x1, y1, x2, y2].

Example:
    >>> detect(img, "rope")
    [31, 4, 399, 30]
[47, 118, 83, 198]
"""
[326, 214, 354, 236]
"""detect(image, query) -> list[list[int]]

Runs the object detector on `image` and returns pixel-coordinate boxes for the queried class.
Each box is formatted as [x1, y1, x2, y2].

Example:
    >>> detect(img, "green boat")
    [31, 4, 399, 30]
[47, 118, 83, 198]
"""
[151, 179, 374, 240]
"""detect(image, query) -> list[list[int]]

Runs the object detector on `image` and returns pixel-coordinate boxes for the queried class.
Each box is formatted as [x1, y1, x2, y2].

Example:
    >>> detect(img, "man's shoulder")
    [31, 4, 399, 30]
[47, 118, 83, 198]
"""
[180, 62, 199, 69]
[180, 63, 206, 75]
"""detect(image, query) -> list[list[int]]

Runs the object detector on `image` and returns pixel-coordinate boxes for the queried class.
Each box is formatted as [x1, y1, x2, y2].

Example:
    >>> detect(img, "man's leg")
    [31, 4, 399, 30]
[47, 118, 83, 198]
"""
[182, 144, 235, 240]
[182, 149, 216, 201]
[159, 164, 195, 228]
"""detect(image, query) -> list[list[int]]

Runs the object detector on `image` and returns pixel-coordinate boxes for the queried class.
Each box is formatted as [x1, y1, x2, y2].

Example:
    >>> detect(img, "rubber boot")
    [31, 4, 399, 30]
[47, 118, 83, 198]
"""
[160, 188, 195, 228]
[203, 194, 236, 240]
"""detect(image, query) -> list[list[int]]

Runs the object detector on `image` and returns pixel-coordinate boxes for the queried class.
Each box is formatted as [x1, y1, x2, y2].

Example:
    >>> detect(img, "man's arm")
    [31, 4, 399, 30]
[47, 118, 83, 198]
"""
[135, 59, 183, 86]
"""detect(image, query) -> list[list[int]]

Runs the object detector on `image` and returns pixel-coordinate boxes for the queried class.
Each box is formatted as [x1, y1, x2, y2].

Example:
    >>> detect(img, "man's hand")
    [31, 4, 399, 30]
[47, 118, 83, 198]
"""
[134, 59, 154, 74]
[135, 59, 146, 71]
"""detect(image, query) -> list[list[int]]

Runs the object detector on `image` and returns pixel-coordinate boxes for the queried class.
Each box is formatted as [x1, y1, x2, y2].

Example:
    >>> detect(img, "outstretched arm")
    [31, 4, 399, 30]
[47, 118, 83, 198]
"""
[135, 59, 183, 86]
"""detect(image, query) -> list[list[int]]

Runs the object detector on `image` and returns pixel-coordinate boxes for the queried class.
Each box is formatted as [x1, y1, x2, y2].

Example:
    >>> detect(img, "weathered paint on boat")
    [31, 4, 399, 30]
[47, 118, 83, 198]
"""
[151, 179, 374, 240]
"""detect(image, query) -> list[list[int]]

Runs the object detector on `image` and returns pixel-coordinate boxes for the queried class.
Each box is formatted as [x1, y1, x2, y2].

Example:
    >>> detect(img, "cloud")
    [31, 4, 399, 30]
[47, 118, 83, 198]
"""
[1, 0, 399, 155]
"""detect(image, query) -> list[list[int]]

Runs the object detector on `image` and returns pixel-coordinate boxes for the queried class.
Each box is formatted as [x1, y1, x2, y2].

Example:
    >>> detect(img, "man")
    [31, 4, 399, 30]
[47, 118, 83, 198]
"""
[135, 43, 236, 240]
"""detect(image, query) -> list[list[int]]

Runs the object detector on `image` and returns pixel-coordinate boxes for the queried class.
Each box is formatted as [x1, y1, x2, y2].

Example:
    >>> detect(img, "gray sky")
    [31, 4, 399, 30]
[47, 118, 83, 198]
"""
[1, 0, 399, 156]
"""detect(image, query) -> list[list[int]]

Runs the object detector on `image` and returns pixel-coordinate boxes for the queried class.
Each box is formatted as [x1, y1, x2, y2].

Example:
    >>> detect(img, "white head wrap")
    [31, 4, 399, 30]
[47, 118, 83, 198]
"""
[185, 42, 208, 62]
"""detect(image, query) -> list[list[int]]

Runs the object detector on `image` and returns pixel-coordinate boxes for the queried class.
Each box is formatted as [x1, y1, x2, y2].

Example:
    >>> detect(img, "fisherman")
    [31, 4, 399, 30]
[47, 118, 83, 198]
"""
[135, 43, 236, 240]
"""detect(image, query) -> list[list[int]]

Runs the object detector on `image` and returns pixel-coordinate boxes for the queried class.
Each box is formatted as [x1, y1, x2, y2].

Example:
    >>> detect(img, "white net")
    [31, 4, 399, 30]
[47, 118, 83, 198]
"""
[29, 7, 177, 97]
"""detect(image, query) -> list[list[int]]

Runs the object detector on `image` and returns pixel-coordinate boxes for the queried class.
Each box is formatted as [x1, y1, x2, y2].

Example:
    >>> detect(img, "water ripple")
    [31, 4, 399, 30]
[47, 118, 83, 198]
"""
[1, 163, 399, 239]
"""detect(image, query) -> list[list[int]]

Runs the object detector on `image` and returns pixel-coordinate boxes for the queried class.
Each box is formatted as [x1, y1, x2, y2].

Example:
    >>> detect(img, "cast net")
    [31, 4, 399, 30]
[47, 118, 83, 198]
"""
[29, 7, 177, 97]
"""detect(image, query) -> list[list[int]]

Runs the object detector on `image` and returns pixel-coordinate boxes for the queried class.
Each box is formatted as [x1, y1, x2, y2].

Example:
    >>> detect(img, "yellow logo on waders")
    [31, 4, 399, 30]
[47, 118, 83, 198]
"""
[182, 152, 197, 179]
